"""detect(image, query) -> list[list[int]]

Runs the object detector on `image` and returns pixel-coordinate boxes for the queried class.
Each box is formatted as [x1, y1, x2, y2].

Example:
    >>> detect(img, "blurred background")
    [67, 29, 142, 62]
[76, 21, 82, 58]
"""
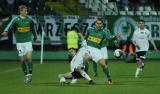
[0, 0, 160, 60]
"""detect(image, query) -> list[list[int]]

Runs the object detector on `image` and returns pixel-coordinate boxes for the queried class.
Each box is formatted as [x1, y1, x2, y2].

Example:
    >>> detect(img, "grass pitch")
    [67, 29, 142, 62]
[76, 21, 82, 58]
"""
[0, 60, 160, 94]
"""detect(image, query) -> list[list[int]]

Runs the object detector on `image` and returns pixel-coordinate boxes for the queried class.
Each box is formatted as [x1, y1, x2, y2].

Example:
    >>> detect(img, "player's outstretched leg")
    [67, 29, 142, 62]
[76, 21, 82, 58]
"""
[99, 59, 112, 85]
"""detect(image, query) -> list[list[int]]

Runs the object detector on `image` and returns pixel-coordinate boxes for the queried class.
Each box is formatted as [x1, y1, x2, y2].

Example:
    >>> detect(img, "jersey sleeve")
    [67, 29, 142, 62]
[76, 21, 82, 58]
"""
[30, 20, 37, 40]
[4, 17, 17, 32]
[132, 29, 137, 42]
[105, 29, 116, 40]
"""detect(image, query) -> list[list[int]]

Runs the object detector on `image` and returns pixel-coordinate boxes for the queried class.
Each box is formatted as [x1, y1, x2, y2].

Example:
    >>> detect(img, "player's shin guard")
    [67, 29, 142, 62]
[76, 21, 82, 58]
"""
[93, 62, 98, 76]
[80, 71, 91, 81]
[27, 61, 33, 74]
[135, 67, 141, 78]
[103, 67, 112, 80]
[22, 62, 27, 75]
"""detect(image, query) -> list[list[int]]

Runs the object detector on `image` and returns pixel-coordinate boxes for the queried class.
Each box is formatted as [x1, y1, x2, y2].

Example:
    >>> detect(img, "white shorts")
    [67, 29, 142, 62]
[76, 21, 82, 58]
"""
[86, 46, 103, 63]
[70, 47, 88, 72]
[101, 47, 108, 59]
[16, 42, 33, 56]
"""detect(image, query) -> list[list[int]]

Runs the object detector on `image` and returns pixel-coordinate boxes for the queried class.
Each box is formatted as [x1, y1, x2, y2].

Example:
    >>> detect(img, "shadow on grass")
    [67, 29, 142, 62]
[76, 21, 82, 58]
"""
[31, 81, 92, 87]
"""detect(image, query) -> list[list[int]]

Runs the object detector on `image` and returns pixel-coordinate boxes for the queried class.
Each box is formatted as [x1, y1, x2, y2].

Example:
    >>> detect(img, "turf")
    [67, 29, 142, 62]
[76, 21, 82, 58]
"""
[0, 60, 160, 94]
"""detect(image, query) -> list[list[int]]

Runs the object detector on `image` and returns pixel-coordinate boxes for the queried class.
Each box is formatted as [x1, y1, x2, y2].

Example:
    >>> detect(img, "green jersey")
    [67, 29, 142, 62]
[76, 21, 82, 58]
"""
[101, 28, 117, 48]
[101, 28, 111, 48]
[85, 27, 106, 49]
[4, 16, 36, 43]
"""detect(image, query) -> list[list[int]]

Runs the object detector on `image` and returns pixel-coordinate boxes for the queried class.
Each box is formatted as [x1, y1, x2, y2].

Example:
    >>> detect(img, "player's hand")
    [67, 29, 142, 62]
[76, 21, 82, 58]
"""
[115, 32, 121, 38]
[81, 39, 87, 47]
[154, 47, 158, 51]
[0, 31, 7, 36]
[78, 33, 84, 39]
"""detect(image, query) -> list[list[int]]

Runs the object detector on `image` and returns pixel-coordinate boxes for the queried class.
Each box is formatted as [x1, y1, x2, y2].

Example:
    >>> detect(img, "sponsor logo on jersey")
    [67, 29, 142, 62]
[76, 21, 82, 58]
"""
[88, 36, 102, 43]
[18, 27, 30, 32]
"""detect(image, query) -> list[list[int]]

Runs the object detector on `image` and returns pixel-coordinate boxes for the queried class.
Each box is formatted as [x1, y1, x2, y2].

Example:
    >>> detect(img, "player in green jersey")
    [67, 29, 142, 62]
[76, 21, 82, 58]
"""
[93, 28, 118, 77]
[0, 5, 37, 84]
[83, 18, 119, 84]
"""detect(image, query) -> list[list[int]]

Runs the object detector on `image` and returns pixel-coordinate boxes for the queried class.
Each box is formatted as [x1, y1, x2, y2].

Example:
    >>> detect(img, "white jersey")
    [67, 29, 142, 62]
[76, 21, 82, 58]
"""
[70, 47, 88, 72]
[132, 28, 151, 52]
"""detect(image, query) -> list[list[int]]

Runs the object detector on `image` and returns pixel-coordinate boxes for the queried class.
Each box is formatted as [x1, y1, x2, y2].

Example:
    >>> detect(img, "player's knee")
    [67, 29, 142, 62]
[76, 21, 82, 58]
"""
[83, 53, 90, 62]
[98, 59, 107, 68]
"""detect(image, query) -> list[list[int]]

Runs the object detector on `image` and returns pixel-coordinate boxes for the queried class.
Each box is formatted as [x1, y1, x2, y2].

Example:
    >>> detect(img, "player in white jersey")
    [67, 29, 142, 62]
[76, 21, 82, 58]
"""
[58, 47, 94, 85]
[132, 19, 158, 78]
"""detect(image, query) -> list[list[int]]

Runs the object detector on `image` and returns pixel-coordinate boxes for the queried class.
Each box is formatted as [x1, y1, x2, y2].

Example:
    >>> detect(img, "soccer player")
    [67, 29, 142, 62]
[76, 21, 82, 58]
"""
[93, 25, 120, 77]
[58, 47, 94, 85]
[132, 19, 158, 78]
[0, 5, 37, 83]
[82, 18, 120, 85]
[67, 26, 79, 62]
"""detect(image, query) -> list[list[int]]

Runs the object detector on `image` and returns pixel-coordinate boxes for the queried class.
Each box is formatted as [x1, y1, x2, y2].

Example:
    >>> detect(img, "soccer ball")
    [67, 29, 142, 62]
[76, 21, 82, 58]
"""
[114, 49, 123, 58]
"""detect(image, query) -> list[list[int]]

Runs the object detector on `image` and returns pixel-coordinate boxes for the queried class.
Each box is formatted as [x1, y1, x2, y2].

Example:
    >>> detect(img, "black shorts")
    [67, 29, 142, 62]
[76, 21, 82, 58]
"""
[71, 71, 83, 79]
[136, 51, 146, 61]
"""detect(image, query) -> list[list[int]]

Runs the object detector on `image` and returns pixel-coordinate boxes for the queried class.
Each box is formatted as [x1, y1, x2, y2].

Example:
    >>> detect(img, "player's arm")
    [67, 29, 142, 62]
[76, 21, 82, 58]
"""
[150, 39, 158, 51]
[132, 40, 140, 49]
[78, 28, 90, 47]
[30, 20, 37, 41]
[131, 31, 140, 49]
[0, 31, 7, 39]
[1, 17, 17, 36]
[148, 30, 158, 51]
[105, 29, 120, 40]
[78, 33, 87, 47]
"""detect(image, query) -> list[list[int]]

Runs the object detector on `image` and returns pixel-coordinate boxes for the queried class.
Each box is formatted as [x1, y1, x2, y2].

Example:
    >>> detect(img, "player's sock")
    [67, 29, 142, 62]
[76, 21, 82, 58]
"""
[93, 62, 98, 76]
[80, 71, 92, 81]
[141, 62, 145, 69]
[21, 62, 27, 75]
[28, 74, 32, 82]
[135, 67, 141, 78]
[27, 61, 33, 74]
[103, 67, 112, 80]
[24, 74, 29, 83]
[60, 77, 67, 85]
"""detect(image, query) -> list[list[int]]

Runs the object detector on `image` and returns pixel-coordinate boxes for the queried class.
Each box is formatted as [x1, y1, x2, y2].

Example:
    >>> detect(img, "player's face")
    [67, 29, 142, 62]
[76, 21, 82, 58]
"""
[139, 21, 145, 29]
[68, 49, 76, 57]
[20, 8, 28, 17]
[95, 20, 103, 30]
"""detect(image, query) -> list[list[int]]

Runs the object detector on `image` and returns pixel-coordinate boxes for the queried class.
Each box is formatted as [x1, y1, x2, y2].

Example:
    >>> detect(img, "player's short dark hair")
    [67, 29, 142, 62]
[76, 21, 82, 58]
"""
[96, 17, 104, 24]
[139, 19, 145, 23]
